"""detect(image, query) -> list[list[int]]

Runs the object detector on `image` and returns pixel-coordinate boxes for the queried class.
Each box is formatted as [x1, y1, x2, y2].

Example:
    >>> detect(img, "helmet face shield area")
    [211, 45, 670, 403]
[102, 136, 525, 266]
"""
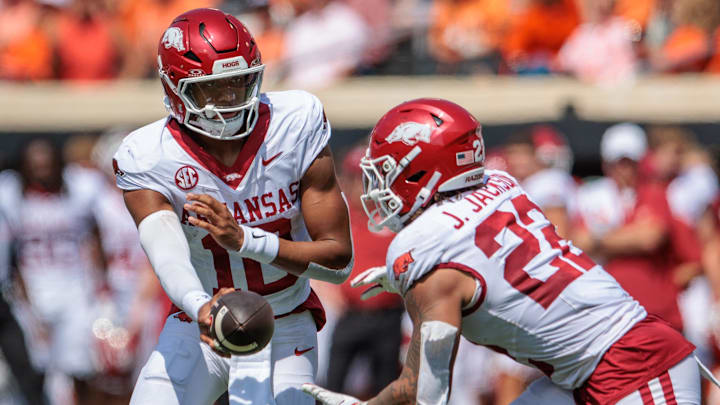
[171, 65, 265, 140]
[181, 71, 262, 110]
[360, 154, 404, 232]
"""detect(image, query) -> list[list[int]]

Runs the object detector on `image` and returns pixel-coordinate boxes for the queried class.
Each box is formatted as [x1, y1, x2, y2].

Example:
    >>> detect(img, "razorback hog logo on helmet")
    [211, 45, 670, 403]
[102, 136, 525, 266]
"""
[393, 250, 414, 277]
[385, 122, 432, 146]
[162, 27, 185, 52]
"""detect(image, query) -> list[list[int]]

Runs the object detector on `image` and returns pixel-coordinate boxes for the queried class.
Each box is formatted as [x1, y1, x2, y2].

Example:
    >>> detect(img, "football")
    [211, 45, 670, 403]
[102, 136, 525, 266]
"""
[210, 290, 275, 356]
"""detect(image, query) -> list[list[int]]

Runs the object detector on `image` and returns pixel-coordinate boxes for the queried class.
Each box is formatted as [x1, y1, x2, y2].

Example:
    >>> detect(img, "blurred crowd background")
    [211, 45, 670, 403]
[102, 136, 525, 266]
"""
[3, 0, 720, 405]
[4, 0, 720, 85]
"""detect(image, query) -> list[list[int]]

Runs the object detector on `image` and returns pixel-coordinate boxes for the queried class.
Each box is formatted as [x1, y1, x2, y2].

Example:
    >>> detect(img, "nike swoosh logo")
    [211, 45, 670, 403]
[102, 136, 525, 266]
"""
[262, 152, 282, 166]
[294, 346, 314, 356]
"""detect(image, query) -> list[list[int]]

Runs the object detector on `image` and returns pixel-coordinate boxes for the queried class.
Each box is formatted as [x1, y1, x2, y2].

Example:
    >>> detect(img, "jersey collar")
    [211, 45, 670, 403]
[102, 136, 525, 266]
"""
[167, 102, 270, 189]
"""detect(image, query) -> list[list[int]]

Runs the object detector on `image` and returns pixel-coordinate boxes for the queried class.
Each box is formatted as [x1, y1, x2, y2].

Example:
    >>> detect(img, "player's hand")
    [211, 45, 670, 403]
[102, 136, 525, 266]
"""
[350, 266, 398, 300]
[301, 383, 366, 405]
[198, 287, 234, 358]
[185, 193, 244, 251]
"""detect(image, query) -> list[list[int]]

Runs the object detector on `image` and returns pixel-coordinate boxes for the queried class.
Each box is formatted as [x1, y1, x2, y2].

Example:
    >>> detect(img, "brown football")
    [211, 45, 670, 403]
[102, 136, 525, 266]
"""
[210, 290, 274, 355]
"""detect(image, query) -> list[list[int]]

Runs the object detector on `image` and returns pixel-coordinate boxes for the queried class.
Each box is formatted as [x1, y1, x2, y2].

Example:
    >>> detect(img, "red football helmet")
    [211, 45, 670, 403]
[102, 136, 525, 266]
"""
[157, 8, 264, 140]
[360, 99, 485, 232]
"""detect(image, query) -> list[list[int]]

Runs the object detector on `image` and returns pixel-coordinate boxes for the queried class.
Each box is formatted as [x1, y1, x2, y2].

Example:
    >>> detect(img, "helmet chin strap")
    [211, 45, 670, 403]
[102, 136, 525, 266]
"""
[196, 106, 246, 138]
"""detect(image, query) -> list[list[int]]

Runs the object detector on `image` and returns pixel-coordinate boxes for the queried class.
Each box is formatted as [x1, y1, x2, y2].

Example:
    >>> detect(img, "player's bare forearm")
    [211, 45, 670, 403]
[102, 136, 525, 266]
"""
[599, 217, 667, 256]
[274, 238, 351, 275]
[293, 145, 353, 275]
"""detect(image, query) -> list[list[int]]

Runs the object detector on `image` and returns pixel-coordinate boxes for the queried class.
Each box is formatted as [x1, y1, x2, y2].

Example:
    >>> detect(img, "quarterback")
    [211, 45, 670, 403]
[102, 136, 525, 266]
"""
[303, 99, 701, 404]
[113, 8, 352, 405]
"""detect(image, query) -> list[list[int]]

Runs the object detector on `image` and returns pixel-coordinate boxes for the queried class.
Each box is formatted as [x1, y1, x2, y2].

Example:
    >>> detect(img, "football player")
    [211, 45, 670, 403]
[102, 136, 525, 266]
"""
[302, 99, 701, 404]
[113, 8, 353, 405]
[0, 138, 107, 404]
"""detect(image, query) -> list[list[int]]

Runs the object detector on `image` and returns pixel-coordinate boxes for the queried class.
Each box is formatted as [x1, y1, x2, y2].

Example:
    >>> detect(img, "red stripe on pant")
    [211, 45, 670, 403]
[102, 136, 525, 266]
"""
[658, 370, 678, 405]
[639, 384, 655, 405]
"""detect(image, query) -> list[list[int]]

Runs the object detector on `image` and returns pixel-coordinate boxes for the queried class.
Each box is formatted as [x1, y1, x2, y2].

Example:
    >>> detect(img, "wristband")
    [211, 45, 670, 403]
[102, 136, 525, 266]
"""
[182, 290, 212, 322]
[238, 225, 279, 264]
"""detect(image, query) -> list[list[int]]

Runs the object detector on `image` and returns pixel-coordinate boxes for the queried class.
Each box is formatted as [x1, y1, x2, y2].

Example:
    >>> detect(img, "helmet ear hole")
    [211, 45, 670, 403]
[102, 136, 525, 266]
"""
[406, 170, 426, 184]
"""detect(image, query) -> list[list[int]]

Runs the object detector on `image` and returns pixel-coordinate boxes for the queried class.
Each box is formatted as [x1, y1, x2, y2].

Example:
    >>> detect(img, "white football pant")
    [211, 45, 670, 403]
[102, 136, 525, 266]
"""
[130, 310, 317, 405]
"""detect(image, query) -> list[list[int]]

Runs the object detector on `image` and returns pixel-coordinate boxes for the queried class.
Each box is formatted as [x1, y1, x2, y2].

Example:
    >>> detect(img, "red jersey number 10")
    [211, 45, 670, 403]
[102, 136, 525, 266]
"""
[474, 194, 595, 309]
[201, 218, 298, 295]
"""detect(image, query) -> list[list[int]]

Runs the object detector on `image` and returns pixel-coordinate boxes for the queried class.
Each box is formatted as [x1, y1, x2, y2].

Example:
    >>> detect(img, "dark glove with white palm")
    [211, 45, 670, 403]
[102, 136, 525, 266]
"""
[301, 383, 366, 405]
[350, 266, 399, 300]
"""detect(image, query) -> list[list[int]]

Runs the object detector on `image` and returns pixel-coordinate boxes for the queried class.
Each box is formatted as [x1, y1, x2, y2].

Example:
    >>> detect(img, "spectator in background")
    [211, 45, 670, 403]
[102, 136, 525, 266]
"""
[54, 0, 122, 80]
[427, 0, 510, 73]
[283, 0, 368, 88]
[0, 0, 54, 80]
[655, 132, 718, 368]
[574, 124, 689, 332]
[651, 0, 720, 72]
[614, 0, 655, 32]
[502, 0, 578, 74]
[325, 144, 403, 399]
[556, 0, 639, 85]
[230, 1, 286, 75]
[117, 0, 216, 78]
[504, 126, 576, 238]
[345, 0, 393, 73]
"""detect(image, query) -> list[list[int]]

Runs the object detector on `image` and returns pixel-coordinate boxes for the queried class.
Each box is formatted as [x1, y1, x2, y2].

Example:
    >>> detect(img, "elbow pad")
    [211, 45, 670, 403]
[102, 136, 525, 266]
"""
[138, 210, 210, 322]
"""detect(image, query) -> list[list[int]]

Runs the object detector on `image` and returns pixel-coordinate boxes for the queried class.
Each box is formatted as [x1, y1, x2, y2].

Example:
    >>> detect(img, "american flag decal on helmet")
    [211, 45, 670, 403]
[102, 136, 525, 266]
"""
[456, 150, 474, 166]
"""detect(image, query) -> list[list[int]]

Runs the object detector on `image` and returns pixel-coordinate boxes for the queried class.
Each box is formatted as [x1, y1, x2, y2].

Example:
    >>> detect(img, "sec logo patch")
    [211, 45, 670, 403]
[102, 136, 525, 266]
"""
[175, 165, 199, 190]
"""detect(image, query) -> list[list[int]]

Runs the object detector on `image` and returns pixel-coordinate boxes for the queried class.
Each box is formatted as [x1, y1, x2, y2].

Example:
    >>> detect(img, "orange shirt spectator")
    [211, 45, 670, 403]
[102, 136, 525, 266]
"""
[56, 9, 119, 80]
[659, 25, 710, 72]
[0, 0, 53, 80]
[118, 0, 216, 78]
[654, 0, 720, 73]
[614, 0, 655, 30]
[428, 0, 511, 64]
[502, 0, 578, 72]
[705, 28, 720, 73]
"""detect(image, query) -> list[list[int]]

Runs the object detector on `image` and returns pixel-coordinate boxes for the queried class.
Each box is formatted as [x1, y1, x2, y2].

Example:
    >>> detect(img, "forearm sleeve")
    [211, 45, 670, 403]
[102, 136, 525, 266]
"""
[137, 210, 210, 322]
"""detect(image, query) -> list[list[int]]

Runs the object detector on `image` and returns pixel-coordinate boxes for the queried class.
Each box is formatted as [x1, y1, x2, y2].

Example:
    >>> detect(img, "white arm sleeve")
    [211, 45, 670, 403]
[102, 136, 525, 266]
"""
[138, 210, 210, 322]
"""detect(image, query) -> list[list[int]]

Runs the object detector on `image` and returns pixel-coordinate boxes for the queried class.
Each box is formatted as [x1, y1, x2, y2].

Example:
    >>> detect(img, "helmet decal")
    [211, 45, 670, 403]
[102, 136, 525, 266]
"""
[386, 122, 432, 146]
[162, 27, 186, 52]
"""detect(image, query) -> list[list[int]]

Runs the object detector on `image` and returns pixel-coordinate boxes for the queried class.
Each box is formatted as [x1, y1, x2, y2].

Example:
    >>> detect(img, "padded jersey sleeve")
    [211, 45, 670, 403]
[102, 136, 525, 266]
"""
[385, 220, 447, 296]
[112, 132, 174, 203]
[294, 92, 331, 178]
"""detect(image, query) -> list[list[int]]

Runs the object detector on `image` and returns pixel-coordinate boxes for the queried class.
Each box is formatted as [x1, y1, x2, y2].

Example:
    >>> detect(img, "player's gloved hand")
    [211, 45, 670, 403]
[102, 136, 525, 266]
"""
[185, 193, 245, 251]
[350, 266, 399, 300]
[198, 287, 235, 358]
[301, 383, 367, 405]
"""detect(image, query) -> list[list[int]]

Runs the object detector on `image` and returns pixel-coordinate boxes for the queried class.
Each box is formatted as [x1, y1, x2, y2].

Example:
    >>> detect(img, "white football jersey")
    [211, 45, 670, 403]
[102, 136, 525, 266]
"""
[113, 90, 330, 317]
[575, 177, 635, 237]
[0, 166, 103, 316]
[386, 170, 646, 390]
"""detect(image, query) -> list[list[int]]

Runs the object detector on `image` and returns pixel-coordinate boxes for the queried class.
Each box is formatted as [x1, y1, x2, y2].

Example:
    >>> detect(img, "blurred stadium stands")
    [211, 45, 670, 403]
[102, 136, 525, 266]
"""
[3, 0, 720, 404]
